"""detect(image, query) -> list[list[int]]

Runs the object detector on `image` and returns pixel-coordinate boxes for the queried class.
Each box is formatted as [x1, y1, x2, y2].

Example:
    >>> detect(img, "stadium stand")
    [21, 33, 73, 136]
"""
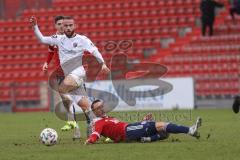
[157, 13, 240, 99]
[0, 0, 239, 111]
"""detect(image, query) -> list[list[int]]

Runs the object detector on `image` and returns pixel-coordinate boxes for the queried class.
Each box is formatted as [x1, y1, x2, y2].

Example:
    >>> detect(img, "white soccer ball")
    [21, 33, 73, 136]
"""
[40, 128, 58, 146]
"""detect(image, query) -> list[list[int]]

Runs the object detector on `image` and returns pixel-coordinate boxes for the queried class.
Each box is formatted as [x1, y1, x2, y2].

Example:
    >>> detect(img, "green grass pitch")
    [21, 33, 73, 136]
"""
[0, 109, 239, 160]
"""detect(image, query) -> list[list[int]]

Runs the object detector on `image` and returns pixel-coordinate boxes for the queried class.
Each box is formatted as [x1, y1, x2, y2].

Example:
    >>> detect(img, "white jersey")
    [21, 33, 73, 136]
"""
[34, 25, 104, 75]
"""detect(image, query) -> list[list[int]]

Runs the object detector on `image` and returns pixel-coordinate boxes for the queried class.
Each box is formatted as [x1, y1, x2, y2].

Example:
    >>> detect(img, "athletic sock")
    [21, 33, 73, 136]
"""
[67, 112, 75, 121]
[166, 123, 189, 134]
[150, 134, 161, 141]
[84, 111, 91, 124]
[141, 134, 161, 142]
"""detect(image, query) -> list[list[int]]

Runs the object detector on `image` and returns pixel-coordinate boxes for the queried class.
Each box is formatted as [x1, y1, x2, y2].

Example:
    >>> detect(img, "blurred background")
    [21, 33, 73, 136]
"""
[0, 0, 239, 112]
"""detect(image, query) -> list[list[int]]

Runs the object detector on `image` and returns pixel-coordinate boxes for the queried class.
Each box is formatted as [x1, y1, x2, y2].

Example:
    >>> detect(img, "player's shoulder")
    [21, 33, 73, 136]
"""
[93, 116, 111, 124]
[51, 34, 58, 38]
[50, 34, 65, 41]
[51, 34, 62, 38]
[76, 34, 91, 41]
[92, 117, 104, 123]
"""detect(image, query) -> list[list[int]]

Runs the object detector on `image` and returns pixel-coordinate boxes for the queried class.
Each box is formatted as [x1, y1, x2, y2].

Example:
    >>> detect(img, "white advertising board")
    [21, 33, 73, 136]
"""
[79, 77, 195, 111]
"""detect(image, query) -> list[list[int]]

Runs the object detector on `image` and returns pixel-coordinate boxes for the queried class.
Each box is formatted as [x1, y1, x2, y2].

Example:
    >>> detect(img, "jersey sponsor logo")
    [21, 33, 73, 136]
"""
[51, 35, 58, 38]
[73, 42, 78, 48]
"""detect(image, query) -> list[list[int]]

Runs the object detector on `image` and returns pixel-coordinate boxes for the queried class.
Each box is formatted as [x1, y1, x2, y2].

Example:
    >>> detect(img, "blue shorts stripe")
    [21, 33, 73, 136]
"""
[126, 125, 143, 131]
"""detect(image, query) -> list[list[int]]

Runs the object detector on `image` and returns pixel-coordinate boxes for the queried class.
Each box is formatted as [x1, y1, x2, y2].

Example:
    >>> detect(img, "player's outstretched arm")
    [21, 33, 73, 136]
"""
[84, 120, 103, 145]
[84, 132, 100, 145]
[29, 16, 58, 46]
[82, 36, 110, 74]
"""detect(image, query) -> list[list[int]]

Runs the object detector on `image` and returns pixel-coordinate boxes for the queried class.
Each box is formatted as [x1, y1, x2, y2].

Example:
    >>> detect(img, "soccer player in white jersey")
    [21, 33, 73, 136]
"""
[41, 15, 80, 131]
[29, 16, 110, 136]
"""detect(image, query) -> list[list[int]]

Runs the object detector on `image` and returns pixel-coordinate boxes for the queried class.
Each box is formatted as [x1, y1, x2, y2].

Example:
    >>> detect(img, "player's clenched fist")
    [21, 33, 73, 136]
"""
[101, 63, 110, 75]
[42, 62, 48, 72]
[29, 16, 37, 27]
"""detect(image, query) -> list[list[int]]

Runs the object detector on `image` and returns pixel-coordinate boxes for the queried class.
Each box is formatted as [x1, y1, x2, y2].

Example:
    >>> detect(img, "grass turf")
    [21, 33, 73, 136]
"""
[0, 109, 239, 160]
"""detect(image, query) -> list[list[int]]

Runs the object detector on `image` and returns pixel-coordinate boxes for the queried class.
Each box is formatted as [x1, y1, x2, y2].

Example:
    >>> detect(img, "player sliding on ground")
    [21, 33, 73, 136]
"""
[29, 16, 110, 137]
[85, 100, 202, 144]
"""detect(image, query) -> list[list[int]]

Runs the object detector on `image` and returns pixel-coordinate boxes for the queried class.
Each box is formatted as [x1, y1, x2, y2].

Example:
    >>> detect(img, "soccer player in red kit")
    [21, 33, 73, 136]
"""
[85, 100, 202, 144]
[42, 15, 64, 75]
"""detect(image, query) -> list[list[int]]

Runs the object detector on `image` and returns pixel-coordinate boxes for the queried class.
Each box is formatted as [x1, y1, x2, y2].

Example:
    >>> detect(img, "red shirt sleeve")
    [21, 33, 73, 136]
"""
[87, 120, 104, 144]
[46, 45, 55, 64]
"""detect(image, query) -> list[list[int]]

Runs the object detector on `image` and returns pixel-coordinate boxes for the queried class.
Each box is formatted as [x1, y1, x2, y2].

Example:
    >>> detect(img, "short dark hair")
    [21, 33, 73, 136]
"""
[63, 16, 74, 20]
[91, 99, 102, 110]
[54, 15, 64, 24]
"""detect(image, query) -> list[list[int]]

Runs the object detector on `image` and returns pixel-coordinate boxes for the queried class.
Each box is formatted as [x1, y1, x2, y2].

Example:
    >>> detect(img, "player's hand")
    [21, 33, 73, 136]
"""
[42, 62, 48, 72]
[101, 63, 110, 75]
[84, 140, 91, 145]
[143, 113, 153, 121]
[29, 16, 37, 27]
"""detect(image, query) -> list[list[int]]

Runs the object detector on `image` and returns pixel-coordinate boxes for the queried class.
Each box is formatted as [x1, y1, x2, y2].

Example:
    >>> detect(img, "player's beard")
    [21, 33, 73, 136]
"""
[65, 30, 75, 38]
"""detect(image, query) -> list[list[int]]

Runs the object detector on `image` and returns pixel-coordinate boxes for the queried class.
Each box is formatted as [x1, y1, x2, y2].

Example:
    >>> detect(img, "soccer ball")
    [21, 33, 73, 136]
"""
[39, 128, 58, 146]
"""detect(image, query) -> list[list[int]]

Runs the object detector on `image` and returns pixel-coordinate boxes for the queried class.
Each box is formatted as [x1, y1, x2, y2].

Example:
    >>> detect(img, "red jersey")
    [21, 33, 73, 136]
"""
[46, 45, 64, 76]
[87, 116, 128, 143]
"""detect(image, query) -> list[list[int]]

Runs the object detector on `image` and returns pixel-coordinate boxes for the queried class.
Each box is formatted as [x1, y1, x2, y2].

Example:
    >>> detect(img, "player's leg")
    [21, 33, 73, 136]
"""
[60, 94, 78, 131]
[140, 121, 169, 143]
[63, 66, 93, 137]
[126, 121, 165, 141]
[77, 96, 93, 137]
[141, 117, 202, 142]
[77, 96, 91, 124]
[71, 85, 92, 120]
[232, 95, 240, 113]
[71, 84, 93, 137]
[230, 7, 236, 20]
[125, 122, 148, 141]
[52, 74, 77, 131]
[201, 19, 207, 36]
[72, 103, 81, 139]
[58, 66, 85, 94]
[208, 22, 214, 36]
[58, 75, 80, 94]
[59, 66, 87, 131]
[141, 131, 170, 143]
[77, 96, 90, 112]
[229, 7, 240, 21]
[156, 117, 202, 138]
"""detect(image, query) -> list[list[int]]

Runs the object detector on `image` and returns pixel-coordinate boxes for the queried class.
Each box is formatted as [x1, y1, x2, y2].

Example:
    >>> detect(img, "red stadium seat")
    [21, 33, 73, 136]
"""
[0, 0, 239, 100]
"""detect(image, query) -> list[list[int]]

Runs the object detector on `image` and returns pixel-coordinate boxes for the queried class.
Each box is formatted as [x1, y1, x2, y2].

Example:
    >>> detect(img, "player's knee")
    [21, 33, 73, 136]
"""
[155, 122, 167, 132]
[59, 76, 78, 93]
[58, 84, 67, 93]
[78, 97, 90, 112]
[66, 75, 81, 88]
[61, 94, 71, 102]
[58, 82, 74, 94]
